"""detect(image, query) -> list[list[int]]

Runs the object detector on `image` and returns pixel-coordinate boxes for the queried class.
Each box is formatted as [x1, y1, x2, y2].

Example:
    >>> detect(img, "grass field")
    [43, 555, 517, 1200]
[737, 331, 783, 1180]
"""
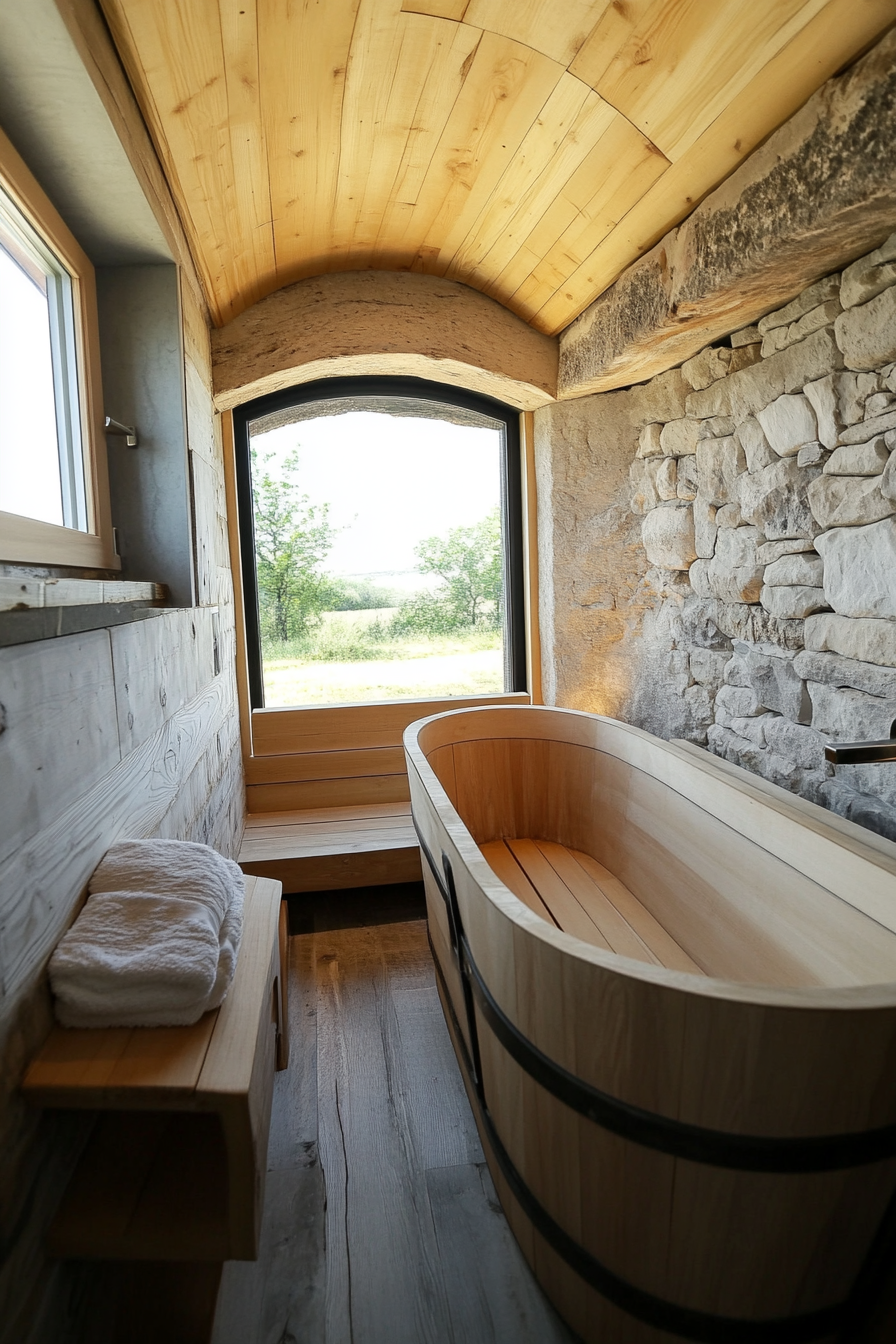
[262, 609, 504, 706]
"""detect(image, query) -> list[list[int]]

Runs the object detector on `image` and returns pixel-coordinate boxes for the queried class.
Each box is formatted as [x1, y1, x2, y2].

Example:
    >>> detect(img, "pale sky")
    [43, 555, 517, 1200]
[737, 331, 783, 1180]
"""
[250, 411, 502, 584]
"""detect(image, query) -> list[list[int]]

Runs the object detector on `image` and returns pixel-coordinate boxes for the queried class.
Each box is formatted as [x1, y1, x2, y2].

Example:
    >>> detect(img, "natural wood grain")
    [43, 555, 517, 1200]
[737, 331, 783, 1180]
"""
[246, 773, 411, 814]
[406, 704, 896, 1342]
[245, 744, 406, 787]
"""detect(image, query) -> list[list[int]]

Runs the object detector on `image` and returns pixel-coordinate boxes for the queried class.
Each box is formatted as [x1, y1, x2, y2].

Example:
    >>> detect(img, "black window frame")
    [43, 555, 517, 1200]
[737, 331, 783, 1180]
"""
[232, 375, 528, 709]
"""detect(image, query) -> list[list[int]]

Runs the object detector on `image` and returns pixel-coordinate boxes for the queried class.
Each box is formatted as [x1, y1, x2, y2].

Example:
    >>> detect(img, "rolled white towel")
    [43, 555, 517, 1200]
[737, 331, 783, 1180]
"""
[49, 893, 220, 1028]
[90, 839, 244, 929]
[206, 880, 245, 1011]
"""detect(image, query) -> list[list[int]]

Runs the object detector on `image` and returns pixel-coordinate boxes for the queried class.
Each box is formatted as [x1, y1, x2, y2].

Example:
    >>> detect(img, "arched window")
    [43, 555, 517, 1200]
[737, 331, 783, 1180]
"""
[232, 376, 527, 709]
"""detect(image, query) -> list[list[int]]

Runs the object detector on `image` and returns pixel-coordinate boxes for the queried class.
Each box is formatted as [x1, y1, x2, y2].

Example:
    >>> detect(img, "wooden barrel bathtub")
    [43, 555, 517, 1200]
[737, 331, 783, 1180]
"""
[403, 705, 896, 1344]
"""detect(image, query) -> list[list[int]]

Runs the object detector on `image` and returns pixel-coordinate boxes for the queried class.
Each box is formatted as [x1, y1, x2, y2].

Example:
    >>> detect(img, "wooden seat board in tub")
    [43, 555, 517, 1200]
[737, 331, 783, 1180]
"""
[404, 704, 896, 1344]
[23, 874, 287, 1262]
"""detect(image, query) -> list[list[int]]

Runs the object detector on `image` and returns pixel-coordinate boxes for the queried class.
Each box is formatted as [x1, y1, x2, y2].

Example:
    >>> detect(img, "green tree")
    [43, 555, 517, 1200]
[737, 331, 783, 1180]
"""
[251, 448, 337, 642]
[414, 508, 503, 628]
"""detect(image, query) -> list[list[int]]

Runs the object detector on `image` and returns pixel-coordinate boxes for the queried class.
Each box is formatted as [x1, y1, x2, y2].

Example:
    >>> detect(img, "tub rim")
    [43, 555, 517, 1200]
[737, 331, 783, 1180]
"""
[404, 703, 896, 1013]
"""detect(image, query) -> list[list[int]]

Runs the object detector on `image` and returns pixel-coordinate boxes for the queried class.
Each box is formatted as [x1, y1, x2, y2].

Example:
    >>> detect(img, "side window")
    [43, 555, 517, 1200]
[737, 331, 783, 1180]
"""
[0, 128, 114, 569]
[233, 378, 526, 709]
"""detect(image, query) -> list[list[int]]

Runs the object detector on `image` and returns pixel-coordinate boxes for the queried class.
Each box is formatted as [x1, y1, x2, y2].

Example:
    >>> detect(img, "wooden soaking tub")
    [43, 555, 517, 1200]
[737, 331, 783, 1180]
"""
[403, 704, 896, 1344]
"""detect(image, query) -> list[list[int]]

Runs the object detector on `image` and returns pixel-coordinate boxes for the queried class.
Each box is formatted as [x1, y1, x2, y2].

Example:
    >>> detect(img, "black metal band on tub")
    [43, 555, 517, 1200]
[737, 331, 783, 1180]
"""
[428, 936, 857, 1344]
[414, 824, 896, 1174]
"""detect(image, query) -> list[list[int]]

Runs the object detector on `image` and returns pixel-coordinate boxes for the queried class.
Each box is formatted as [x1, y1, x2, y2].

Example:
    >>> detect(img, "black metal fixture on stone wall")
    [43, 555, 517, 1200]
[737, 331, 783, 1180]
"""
[825, 721, 896, 765]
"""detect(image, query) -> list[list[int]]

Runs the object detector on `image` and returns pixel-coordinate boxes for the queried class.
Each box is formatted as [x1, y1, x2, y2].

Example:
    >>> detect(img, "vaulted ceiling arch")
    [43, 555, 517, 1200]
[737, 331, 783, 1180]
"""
[99, 0, 895, 330]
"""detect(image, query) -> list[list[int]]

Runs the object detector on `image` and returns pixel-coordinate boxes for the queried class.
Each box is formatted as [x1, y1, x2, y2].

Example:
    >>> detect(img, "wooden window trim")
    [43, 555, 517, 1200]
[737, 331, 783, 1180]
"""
[0, 126, 117, 570]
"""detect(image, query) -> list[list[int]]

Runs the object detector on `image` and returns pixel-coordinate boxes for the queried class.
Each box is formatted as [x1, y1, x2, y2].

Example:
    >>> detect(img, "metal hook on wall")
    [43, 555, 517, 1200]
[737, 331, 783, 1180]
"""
[104, 416, 138, 448]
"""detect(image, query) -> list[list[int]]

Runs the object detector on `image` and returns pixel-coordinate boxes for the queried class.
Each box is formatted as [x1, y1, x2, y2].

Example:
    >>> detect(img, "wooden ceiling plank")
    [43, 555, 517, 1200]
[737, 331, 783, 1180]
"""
[398, 31, 564, 270]
[348, 14, 480, 270]
[532, 0, 896, 334]
[401, 0, 470, 18]
[500, 119, 670, 316]
[442, 75, 610, 281]
[102, 0, 256, 325]
[100, 0, 227, 322]
[446, 81, 634, 291]
[371, 16, 483, 259]
[463, 0, 614, 68]
[330, 0, 407, 263]
[585, 0, 831, 162]
[258, 0, 360, 290]
[219, 0, 276, 310]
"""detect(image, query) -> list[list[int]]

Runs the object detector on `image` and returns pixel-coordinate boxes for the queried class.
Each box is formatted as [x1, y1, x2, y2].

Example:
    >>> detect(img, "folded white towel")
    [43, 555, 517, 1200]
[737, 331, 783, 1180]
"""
[207, 880, 244, 1011]
[90, 839, 244, 928]
[49, 893, 221, 1028]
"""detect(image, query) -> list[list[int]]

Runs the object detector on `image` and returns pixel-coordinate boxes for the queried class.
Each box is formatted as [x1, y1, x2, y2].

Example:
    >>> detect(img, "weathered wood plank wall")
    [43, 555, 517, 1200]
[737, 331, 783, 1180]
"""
[0, 10, 245, 1335]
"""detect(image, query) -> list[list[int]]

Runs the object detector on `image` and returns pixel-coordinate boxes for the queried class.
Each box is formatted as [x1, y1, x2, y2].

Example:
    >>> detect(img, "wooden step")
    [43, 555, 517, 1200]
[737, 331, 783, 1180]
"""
[239, 801, 422, 894]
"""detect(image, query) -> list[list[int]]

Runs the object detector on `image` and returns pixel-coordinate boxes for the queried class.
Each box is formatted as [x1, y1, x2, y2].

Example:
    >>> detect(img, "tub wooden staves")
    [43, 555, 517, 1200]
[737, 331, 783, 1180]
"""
[403, 704, 896, 1344]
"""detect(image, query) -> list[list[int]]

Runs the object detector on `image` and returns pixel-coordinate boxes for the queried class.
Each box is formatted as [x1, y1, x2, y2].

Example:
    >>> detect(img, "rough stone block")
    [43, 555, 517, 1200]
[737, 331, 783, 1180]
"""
[807, 473, 892, 529]
[729, 714, 772, 746]
[797, 443, 827, 467]
[738, 650, 808, 722]
[757, 538, 816, 564]
[637, 423, 664, 458]
[641, 504, 697, 571]
[820, 780, 896, 844]
[760, 584, 829, 620]
[731, 326, 761, 348]
[689, 648, 730, 686]
[824, 440, 890, 476]
[716, 684, 763, 718]
[707, 724, 767, 773]
[780, 329, 845, 393]
[839, 408, 896, 444]
[688, 558, 714, 598]
[676, 596, 732, 651]
[883, 449, 896, 504]
[839, 233, 896, 308]
[630, 459, 659, 514]
[758, 276, 842, 333]
[660, 417, 701, 456]
[816, 517, 896, 619]
[696, 436, 745, 505]
[756, 393, 818, 457]
[729, 344, 762, 374]
[682, 347, 732, 391]
[723, 653, 752, 688]
[685, 379, 733, 420]
[760, 301, 842, 357]
[656, 457, 678, 500]
[713, 601, 804, 651]
[808, 680, 896, 741]
[738, 457, 820, 540]
[864, 392, 896, 419]
[803, 375, 842, 449]
[835, 285, 896, 370]
[715, 504, 742, 528]
[763, 553, 824, 587]
[626, 368, 690, 427]
[677, 455, 698, 500]
[804, 613, 896, 667]
[697, 415, 736, 440]
[794, 649, 896, 700]
[693, 496, 717, 558]
[763, 717, 826, 769]
[735, 417, 776, 474]
[697, 525, 765, 603]
[835, 373, 865, 426]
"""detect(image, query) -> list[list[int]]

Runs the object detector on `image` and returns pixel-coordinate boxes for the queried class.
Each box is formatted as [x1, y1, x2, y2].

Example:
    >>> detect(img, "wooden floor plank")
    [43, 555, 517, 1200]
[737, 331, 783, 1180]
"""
[427, 1161, 575, 1344]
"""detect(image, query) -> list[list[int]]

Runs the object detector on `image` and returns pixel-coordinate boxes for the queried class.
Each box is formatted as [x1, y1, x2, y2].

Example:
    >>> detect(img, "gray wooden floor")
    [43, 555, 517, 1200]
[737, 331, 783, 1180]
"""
[210, 886, 576, 1344]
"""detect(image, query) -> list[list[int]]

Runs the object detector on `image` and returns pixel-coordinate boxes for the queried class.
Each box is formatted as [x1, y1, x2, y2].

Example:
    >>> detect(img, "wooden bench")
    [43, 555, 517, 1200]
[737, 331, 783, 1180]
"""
[22, 874, 287, 1262]
[481, 838, 703, 974]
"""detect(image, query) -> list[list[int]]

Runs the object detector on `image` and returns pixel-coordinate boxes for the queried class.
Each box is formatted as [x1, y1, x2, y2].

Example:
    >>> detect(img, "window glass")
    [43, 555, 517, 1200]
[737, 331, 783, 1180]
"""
[0, 185, 86, 530]
[238, 387, 524, 709]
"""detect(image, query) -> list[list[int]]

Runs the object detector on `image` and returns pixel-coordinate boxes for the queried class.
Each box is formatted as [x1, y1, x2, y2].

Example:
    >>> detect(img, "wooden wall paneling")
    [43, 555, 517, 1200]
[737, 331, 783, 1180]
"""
[245, 745, 407, 787]
[190, 451, 226, 609]
[111, 608, 218, 756]
[250, 693, 529, 756]
[0, 631, 121, 867]
[245, 773, 411, 815]
[520, 412, 542, 705]
[0, 675, 234, 1018]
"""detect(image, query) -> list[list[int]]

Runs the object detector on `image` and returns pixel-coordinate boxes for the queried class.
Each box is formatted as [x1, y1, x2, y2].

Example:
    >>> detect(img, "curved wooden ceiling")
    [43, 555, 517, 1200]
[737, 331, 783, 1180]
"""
[100, 0, 895, 332]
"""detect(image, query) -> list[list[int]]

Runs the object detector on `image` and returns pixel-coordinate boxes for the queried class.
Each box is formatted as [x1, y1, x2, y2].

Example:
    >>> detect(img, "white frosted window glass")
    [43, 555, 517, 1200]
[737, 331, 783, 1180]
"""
[0, 240, 64, 525]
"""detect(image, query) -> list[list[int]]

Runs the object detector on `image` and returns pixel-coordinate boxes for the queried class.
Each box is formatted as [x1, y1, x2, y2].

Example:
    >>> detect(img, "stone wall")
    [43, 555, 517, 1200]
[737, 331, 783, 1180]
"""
[538, 234, 896, 841]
